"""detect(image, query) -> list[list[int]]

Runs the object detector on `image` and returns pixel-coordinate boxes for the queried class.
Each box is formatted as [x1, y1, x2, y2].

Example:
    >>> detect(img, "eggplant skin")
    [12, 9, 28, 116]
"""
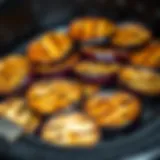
[74, 61, 120, 85]
[31, 54, 80, 77]
[118, 66, 160, 97]
[78, 37, 112, 48]
[13, 75, 33, 96]
[75, 72, 117, 85]
[82, 47, 129, 63]
[0, 76, 31, 97]
[112, 39, 150, 51]
[102, 115, 141, 135]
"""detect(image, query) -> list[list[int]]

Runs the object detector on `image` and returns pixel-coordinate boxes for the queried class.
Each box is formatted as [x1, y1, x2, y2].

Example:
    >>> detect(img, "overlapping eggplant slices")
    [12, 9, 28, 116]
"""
[27, 31, 79, 76]
[0, 17, 159, 147]
[119, 42, 160, 96]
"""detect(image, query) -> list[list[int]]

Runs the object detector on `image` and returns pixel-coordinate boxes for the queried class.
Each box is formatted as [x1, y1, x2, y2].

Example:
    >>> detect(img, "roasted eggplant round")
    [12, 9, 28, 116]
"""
[27, 31, 73, 64]
[41, 112, 100, 147]
[26, 79, 83, 115]
[74, 60, 120, 84]
[27, 31, 75, 76]
[130, 41, 160, 69]
[119, 66, 160, 96]
[112, 23, 151, 50]
[84, 91, 141, 130]
[0, 97, 40, 133]
[0, 54, 30, 96]
[69, 17, 116, 46]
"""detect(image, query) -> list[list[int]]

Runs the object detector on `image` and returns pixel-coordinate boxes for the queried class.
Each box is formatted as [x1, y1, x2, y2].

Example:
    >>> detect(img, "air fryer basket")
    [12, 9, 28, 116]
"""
[1, 0, 160, 160]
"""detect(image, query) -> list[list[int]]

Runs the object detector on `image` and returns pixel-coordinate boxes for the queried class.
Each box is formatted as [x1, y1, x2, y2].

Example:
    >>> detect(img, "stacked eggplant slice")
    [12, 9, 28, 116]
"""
[0, 16, 159, 148]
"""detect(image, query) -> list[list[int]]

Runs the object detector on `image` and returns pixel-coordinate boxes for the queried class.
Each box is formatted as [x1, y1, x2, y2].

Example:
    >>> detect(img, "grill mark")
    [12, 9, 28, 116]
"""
[48, 35, 61, 57]
[59, 36, 71, 55]
[89, 20, 95, 39]
[90, 99, 115, 119]
[41, 41, 53, 59]
[95, 95, 132, 118]
[78, 20, 84, 40]
[93, 19, 99, 38]
[51, 35, 62, 52]
[55, 35, 65, 51]
[41, 35, 60, 58]
[82, 20, 88, 40]
[118, 96, 132, 107]
[83, 19, 92, 40]
[95, 19, 107, 38]
[99, 100, 116, 117]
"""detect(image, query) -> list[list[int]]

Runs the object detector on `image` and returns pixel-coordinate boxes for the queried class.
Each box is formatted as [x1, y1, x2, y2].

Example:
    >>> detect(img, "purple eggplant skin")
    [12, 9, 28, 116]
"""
[112, 38, 151, 52]
[74, 71, 118, 85]
[30, 60, 73, 78]
[15, 75, 34, 96]
[31, 67, 72, 79]
[74, 35, 114, 52]
[31, 54, 80, 78]
[82, 48, 129, 63]
[80, 37, 111, 48]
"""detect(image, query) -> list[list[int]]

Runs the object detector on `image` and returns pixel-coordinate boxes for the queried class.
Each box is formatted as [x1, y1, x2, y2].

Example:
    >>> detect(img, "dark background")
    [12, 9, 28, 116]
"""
[0, 0, 160, 54]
